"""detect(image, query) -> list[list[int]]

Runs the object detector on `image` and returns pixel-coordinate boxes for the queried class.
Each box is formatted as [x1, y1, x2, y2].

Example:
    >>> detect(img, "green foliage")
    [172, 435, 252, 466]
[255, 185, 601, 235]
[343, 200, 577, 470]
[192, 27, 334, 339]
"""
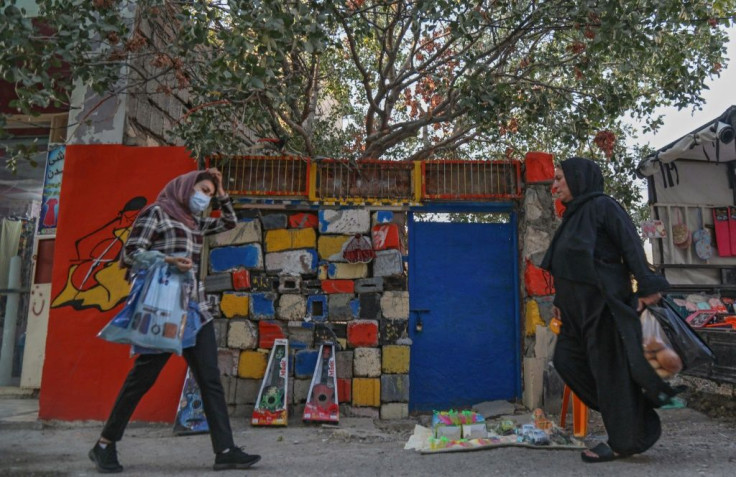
[1, 0, 734, 211]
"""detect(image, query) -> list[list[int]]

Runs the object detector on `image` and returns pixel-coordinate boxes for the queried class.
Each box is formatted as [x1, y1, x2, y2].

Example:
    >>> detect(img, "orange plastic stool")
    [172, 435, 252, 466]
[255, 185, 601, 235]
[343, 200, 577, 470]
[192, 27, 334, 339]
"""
[560, 384, 589, 438]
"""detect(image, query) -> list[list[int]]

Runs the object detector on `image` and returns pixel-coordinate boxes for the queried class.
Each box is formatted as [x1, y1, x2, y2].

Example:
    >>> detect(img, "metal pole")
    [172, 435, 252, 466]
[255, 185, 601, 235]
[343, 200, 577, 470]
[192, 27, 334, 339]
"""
[0, 256, 22, 385]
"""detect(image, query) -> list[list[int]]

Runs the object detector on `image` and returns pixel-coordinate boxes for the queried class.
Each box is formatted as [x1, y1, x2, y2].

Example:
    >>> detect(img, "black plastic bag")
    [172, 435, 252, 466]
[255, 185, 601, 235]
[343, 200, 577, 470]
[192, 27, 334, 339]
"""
[647, 304, 716, 372]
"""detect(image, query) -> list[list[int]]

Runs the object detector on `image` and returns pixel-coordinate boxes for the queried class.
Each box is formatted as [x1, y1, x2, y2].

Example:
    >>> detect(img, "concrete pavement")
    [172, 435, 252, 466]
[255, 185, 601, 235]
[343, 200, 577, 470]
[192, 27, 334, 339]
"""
[1, 392, 735, 477]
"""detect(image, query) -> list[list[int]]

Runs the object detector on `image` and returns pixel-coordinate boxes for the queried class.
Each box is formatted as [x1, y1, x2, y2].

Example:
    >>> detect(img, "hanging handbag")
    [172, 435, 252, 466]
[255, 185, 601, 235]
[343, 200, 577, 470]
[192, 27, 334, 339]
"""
[671, 208, 691, 249]
[693, 209, 713, 260]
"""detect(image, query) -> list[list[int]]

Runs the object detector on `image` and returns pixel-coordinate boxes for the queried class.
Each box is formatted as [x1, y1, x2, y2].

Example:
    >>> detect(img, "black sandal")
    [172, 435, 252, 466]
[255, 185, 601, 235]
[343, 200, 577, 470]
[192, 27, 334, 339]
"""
[581, 443, 621, 463]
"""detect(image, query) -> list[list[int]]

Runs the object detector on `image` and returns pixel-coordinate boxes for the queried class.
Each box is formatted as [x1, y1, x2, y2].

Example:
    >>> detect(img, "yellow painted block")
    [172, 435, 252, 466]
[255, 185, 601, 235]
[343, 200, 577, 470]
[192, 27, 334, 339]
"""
[317, 235, 353, 260]
[336, 338, 347, 350]
[238, 350, 268, 379]
[525, 300, 545, 337]
[220, 292, 250, 319]
[328, 262, 368, 279]
[381, 345, 410, 374]
[265, 228, 317, 253]
[352, 377, 381, 407]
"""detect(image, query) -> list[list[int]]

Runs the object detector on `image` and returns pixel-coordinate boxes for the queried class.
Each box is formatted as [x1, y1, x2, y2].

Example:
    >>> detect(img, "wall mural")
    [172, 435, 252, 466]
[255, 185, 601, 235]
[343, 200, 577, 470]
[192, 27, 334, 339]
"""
[51, 196, 147, 311]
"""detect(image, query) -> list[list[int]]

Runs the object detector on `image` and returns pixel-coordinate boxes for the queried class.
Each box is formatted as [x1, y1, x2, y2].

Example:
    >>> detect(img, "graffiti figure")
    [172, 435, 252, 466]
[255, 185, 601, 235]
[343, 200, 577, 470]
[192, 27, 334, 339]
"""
[51, 197, 147, 311]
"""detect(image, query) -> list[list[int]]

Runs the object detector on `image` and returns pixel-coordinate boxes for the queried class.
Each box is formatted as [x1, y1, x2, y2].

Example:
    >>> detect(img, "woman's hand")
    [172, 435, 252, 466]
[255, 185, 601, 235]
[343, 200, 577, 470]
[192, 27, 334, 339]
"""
[553, 306, 561, 320]
[208, 167, 226, 197]
[637, 292, 662, 312]
[165, 256, 193, 272]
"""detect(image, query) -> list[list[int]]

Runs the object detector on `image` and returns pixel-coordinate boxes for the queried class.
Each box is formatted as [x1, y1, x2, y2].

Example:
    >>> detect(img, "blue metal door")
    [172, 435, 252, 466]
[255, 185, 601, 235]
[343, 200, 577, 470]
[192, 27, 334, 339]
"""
[408, 211, 520, 412]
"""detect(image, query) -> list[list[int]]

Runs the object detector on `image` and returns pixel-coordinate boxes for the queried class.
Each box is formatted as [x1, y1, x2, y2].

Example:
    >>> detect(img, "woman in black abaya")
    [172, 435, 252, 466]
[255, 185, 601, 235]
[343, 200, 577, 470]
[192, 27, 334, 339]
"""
[541, 157, 676, 463]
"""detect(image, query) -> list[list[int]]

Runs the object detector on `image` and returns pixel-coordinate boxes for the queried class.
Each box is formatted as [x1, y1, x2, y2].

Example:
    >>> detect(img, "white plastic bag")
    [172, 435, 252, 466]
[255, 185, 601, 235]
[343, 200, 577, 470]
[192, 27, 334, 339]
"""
[640, 309, 683, 378]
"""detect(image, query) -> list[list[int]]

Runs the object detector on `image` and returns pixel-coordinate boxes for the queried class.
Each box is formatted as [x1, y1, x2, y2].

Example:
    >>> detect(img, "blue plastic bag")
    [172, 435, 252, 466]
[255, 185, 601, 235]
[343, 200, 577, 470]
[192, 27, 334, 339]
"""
[98, 259, 192, 355]
[133, 301, 203, 355]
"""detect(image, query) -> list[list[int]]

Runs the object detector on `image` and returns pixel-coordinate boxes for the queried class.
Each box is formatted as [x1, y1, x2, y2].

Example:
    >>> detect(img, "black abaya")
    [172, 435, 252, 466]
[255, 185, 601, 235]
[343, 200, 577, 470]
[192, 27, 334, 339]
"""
[542, 157, 674, 456]
[553, 278, 661, 455]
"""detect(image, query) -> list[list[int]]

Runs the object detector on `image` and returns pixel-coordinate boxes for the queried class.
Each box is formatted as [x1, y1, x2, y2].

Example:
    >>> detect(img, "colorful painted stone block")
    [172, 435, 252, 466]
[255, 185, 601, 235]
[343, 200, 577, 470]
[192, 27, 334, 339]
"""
[232, 269, 251, 290]
[258, 320, 285, 349]
[289, 212, 319, 229]
[525, 151, 555, 183]
[327, 262, 368, 279]
[371, 224, 401, 251]
[373, 211, 394, 224]
[318, 209, 371, 235]
[337, 378, 352, 403]
[306, 295, 329, 322]
[250, 292, 277, 320]
[382, 345, 410, 374]
[210, 244, 263, 272]
[524, 260, 555, 296]
[265, 249, 318, 275]
[265, 228, 317, 252]
[321, 279, 355, 294]
[294, 349, 320, 378]
[220, 292, 250, 319]
[317, 234, 353, 261]
[238, 350, 268, 379]
[352, 378, 380, 407]
[347, 320, 379, 347]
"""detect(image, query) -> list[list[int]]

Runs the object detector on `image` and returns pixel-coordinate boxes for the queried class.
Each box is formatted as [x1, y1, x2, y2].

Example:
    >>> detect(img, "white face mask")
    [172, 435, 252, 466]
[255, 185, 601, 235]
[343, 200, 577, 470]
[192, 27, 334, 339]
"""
[188, 190, 211, 214]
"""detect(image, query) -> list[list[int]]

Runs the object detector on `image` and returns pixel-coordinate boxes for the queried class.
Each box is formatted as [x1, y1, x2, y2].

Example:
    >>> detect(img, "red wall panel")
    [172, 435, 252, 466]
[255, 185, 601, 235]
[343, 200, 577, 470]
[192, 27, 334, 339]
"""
[39, 145, 196, 421]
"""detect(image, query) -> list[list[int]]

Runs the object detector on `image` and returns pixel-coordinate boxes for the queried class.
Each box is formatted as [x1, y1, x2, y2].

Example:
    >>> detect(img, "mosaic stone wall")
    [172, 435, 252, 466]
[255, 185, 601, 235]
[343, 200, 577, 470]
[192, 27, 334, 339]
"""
[205, 208, 411, 420]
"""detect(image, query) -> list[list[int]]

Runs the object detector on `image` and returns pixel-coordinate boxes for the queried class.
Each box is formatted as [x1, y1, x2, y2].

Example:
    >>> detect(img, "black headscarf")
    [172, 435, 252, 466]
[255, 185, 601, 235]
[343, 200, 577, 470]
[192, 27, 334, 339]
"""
[559, 156, 605, 217]
[540, 157, 605, 279]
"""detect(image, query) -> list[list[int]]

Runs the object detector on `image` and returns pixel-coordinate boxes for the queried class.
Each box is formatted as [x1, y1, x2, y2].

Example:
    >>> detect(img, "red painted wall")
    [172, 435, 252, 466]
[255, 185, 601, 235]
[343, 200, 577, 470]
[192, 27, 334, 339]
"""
[39, 145, 197, 421]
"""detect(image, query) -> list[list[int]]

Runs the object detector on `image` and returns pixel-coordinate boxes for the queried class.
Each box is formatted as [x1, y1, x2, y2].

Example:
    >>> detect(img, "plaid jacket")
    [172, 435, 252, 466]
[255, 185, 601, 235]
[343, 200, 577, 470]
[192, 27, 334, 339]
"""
[122, 196, 237, 322]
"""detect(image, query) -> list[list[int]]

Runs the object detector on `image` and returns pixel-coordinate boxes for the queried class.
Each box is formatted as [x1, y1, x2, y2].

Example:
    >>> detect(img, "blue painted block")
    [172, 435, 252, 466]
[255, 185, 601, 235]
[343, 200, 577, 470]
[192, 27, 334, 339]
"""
[307, 295, 329, 323]
[375, 211, 394, 224]
[290, 342, 308, 351]
[350, 298, 361, 319]
[210, 244, 263, 272]
[294, 349, 319, 378]
[250, 292, 276, 319]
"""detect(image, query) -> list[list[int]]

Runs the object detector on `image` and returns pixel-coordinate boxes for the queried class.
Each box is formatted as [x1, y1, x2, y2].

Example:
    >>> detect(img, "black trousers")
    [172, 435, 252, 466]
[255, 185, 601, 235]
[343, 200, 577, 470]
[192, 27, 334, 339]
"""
[101, 321, 235, 453]
[552, 278, 661, 455]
